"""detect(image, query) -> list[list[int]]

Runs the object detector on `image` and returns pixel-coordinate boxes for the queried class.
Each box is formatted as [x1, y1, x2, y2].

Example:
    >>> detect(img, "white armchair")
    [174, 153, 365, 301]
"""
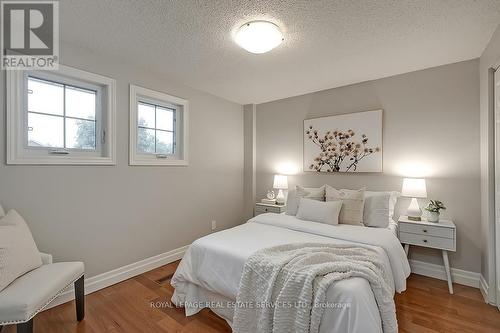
[0, 251, 85, 333]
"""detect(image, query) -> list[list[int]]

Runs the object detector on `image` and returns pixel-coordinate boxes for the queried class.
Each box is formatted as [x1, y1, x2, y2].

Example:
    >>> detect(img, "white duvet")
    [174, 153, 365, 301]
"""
[171, 213, 410, 333]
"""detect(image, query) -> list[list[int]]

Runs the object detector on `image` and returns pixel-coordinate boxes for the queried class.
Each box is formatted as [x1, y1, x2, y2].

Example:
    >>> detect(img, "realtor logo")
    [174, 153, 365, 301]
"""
[1, 1, 59, 70]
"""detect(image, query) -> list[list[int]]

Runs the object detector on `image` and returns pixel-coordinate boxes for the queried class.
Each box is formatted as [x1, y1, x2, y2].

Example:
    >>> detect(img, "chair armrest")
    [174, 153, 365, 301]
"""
[40, 252, 53, 265]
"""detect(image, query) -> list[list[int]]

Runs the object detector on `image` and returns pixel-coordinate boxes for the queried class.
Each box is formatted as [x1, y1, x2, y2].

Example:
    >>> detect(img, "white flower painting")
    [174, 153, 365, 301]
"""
[303, 110, 383, 173]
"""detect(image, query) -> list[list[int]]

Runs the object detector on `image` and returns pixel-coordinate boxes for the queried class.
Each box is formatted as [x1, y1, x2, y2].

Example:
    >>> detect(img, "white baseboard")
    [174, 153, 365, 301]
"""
[480, 274, 489, 303]
[45, 249, 486, 310]
[46, 245, 189, 310]
[409, 259, 480, 289]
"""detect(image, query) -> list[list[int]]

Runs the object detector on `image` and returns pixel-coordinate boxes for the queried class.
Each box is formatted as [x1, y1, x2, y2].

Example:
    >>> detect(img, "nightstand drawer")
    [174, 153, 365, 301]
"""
[255, 205, 284, 215]
[399, 232, 455, 251]
[399, 222, 454, 239]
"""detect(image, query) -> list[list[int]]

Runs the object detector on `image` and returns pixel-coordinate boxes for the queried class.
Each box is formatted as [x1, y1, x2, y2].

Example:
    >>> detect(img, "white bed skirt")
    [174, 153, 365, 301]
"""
[172, 279, 383, 333]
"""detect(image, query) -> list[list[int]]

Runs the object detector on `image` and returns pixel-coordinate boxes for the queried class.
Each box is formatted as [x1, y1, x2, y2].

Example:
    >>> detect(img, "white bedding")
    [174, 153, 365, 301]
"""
[171, 213, 410, 333]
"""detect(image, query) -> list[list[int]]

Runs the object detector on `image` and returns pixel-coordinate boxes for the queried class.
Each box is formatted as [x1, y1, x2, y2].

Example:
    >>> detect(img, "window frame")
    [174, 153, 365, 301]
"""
[129, 84, 189, 166]
[6, 64, 116, 165]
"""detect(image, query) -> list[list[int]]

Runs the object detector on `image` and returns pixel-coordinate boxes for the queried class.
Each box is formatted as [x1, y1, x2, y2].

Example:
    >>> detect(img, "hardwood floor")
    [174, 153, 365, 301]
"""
[3, 261, 500, 333]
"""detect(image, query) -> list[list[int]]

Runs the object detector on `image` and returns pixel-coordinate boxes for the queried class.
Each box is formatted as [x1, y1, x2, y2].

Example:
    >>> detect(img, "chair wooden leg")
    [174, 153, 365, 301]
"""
[17, 319, 33, 333]
[74, 275, 85, 321]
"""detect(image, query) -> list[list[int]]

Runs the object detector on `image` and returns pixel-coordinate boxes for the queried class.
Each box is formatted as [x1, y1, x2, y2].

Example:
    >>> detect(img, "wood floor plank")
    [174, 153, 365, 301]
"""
[3, 261, 499, 333]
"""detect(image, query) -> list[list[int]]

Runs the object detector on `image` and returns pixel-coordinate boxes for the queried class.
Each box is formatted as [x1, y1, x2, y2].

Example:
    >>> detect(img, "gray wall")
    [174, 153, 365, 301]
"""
[0, 42, 245, 277]
[255, 60, 480, 273]
[480, 23, 500, 303]
[243, 104, 257, 220]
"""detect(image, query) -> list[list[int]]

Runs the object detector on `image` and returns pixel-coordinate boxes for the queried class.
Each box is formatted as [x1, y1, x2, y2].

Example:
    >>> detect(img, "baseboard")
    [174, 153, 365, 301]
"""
[409, 259, 480, 289]
[480, 274, 490, 303]
[45, 245, 189, 310]
[44, 249, 486, 310]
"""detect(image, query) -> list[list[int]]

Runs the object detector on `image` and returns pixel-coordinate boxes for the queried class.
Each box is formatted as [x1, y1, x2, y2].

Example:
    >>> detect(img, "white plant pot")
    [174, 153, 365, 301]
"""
[427, 211, 440, 223]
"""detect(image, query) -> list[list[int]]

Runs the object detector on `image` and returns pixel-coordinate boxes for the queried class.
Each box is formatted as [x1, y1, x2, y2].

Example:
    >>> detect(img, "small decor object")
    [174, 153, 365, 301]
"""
[261, 198, 277, 205]
[273, 175, 288, 205]
[401, 178, 427, 221]
[425, 200, 446, 223]
[266, 190, 276, 200]
[303, 110, 382, 173]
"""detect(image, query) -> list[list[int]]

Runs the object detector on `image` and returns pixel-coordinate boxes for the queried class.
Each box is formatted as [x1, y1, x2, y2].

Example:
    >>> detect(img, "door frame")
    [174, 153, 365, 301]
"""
[493, 61, 500, 309]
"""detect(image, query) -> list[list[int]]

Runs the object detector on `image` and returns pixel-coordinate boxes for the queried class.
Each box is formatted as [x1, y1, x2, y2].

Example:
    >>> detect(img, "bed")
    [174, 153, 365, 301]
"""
[171, 213, 410, 333]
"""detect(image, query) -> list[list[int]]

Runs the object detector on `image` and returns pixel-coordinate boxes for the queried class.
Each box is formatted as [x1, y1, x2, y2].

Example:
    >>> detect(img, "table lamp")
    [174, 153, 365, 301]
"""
[273, 174, 288, 205]
[401, 178, 427, 221]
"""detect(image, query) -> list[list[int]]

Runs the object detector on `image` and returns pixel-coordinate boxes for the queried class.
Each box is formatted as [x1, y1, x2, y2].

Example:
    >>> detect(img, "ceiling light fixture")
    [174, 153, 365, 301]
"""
[235, 21, 283, 54]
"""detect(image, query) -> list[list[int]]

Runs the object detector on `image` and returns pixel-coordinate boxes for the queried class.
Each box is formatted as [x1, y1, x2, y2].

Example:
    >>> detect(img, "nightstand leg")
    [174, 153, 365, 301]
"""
[404, 244, 410, 257]
[442, 250, 453, 294]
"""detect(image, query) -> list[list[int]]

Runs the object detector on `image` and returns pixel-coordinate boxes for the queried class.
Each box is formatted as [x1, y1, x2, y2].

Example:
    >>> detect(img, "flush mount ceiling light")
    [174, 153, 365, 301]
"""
[235, 21, 283, 54]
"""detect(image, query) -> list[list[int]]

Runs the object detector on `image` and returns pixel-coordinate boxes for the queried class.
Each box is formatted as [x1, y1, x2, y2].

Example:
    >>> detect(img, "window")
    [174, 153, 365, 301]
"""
[137, 102, 175, 155]
[129, 85, 188, 165]
[6, 65, 116, 165]
[27, 76, 98, 151]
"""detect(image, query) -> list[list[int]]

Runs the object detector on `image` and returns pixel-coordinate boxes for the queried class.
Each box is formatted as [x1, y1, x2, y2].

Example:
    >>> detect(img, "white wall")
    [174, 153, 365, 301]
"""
[255, 60, 481, 273]
[0, 42, 245, 277]
[479, 23, 500, 303]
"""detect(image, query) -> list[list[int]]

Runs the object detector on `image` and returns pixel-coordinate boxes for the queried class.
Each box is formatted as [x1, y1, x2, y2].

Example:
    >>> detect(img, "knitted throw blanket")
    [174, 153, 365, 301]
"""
[232, 243, 397, 333]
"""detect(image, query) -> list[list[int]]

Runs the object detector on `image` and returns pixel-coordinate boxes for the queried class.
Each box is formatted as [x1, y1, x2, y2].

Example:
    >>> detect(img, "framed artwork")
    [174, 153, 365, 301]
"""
[303, 109, 383, 173]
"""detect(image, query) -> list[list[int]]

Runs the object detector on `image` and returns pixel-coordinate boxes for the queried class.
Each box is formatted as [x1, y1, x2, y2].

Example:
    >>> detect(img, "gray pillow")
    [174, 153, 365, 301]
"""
[296, 198, 342, 225]
[364, 191, 399, 228]
[285, 185, 325, 215]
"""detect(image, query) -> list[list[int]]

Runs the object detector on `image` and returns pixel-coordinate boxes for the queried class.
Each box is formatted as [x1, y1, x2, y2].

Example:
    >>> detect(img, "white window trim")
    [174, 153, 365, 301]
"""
[6, 64, 116, 165]
[129, 84, 189, 166]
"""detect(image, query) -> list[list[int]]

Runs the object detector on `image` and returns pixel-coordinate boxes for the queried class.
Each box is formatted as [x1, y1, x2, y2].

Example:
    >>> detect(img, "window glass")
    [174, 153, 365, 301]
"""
[27, 76, 97, 150]
[28, 112, 64, 148]
[156, 130, 173, 154]
[137, 127, 156, 154]
[138, 103, 155, 128]
[65, 86, 96, 120]
[156, 107, 174, 131]
[66, 118, 96, 150]
[28, 78, 64, 116]
[137, 101, 175, 155]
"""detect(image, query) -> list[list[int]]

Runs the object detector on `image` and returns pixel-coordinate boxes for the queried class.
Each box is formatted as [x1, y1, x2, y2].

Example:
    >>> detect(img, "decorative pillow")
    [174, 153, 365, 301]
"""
[325, 185, 366, 226]
[285, 185, 325, 216]
[364, 191, 400, 228]
[0, 210, 42, 291]
[296, 198, 342, 225]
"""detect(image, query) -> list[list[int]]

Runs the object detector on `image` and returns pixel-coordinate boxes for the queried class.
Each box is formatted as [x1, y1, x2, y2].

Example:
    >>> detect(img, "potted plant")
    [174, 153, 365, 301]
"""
[425, 200, 446, 222]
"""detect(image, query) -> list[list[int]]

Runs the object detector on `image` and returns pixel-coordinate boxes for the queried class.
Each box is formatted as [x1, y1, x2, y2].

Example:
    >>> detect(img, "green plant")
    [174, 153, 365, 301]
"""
[425, 200, 446, 213]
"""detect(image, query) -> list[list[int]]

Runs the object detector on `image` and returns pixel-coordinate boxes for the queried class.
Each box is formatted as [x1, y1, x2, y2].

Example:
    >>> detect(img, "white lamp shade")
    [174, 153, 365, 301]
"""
[235, 21, 283, 54]
[273, 175, 288, 190]
[401, 178, 427, 198]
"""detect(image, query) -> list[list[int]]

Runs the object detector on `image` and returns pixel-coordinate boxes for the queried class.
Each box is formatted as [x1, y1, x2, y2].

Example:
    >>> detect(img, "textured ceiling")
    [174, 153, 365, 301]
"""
[60, 0, 500, 104]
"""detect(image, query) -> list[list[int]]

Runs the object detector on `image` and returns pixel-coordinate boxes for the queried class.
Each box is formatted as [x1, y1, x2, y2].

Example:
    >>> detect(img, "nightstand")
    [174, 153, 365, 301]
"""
[398, 215, 456, 294]
[254, 203, 286, 216]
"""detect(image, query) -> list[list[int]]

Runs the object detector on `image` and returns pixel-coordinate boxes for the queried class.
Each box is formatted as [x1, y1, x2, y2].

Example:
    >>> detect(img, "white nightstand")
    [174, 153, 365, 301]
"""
[398, 215, 456, 294]
[254, 203, 286, 216]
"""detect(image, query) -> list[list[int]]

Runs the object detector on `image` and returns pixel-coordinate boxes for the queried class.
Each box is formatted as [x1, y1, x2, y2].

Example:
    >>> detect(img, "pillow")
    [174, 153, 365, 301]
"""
[285, 185, 325, 215]
[325, 185, 366, 226]
[0, 204, 4, 218]
[296, 198, 342, 225]
[0, 210, 42, 291]
[364, 191, 400, 228]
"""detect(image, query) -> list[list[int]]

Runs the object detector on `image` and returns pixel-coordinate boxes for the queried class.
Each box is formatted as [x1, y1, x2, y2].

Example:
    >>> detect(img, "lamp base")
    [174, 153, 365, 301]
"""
[276, 189, 286, 205]
[406, 197, 422, 221]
